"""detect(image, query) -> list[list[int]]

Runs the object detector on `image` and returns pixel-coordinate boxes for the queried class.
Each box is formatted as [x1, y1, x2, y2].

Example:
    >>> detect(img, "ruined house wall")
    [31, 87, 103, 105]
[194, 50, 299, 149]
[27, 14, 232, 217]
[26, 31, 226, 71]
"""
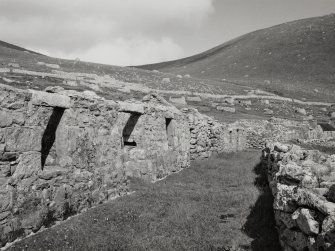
[0, 84, 190, 246]
[262, 143, 335, 251]
[238, 118, 331, 149]
[186, 110, 247, 160]
[307, 125, 335, 140]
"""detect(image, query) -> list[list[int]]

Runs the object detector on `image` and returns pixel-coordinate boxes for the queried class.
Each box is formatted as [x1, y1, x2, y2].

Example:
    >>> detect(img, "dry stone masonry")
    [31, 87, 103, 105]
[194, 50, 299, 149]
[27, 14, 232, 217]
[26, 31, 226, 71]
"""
[0, 84, 245, 246]
[262, 143, 335, 250]
[239, 118, 335, 149]
[185, 108, 246, 160]
[0, 84, 191, 246]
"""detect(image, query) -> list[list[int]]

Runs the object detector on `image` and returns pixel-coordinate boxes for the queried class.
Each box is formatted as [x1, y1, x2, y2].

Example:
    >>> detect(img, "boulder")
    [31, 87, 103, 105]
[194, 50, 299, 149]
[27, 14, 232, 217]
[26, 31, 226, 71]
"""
[264, 108, 274, 115]
[44, 86, 65, 93]
[296, 108, 307, 116]
[8, 63, 20, 68]
[186, 96, 202, 102]
[45, 63, 60, 69]
[222, 97, 235, 106]
[240, 100, 252, 105]
[274, 143, 289, 153]
[161, 78, 171, 84]
[261, 99, 270, 105]
[169, 96, 187, 105]
[306, 115, 314, 120]
[216, 106, 236, 113]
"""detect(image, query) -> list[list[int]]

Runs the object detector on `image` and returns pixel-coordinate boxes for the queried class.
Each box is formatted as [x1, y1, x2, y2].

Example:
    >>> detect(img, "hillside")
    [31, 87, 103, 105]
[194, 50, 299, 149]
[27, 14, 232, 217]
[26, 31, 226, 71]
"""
[0, 40, 42, 55]
[138, 14, 335, 101]
[0, 23, 333, 125]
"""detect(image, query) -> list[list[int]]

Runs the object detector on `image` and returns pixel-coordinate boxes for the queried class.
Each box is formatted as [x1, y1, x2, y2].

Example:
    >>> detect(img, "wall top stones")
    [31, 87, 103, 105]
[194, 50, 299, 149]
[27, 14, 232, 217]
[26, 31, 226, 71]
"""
[31, 90, 71, 108]
[262, 143, 335, 250]
[0, 83, 183, 118]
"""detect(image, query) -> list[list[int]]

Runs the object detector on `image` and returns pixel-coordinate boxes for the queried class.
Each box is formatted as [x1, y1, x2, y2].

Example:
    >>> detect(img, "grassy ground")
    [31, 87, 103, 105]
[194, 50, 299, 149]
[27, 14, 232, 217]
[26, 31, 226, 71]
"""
[7, 151, 280, 251]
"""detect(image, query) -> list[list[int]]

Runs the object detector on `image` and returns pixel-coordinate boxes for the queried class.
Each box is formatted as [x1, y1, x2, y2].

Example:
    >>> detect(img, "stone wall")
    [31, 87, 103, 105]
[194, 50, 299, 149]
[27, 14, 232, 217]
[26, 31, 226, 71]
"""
[262, 142, 335, 250]
[185, 109, 247, 160]
[239, 118, 333, 149]
[307, 125, 335, 140]
[0, 85, 190, 246]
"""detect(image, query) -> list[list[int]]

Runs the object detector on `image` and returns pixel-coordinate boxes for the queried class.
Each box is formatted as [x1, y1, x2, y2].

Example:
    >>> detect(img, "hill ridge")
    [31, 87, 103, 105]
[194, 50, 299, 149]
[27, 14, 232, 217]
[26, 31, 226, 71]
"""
[136, 14, 335, 99]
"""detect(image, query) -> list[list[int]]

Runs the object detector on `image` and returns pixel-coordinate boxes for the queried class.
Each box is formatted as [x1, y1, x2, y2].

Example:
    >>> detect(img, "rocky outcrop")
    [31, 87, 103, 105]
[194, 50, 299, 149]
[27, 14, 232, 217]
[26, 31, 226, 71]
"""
[262, 143, 335, 250]
[0, 85, 190, 246]
[184, 109, 246, 160]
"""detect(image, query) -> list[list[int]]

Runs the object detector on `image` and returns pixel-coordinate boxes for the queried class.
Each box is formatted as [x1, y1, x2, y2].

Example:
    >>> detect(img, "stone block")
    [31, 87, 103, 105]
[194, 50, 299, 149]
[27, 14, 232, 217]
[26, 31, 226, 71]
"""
[322, 216, 335, 234]
[31, 90, 71, 108]
[13, 152, 41, 180]
[38, 166, 68, 180]
[0, 111, 13, 128]
[21, 206, 48, 231]
[275, 210, 297, 229]
[12, 112, 25, 126]
[216, 106, 236, 113]
[0, 211, 10, 221]
[0, 152, 18, 162]
[325, 184, 335, 203]
[280, 229, 309, 250]
[128, 148, 146, 160]
[118, 101, 144, 114]
[2, 127, 43, 152]
[0, 162, 10, 177]
[292, 208, 319, 235]
[186, 96, 202, 102]
[0, 191, 13, 212]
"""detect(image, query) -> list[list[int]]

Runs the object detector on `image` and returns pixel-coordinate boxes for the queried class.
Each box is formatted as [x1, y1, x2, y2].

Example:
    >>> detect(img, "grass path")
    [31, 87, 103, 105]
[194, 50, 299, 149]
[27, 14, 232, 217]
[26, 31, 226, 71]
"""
[8, 151, 281, 251]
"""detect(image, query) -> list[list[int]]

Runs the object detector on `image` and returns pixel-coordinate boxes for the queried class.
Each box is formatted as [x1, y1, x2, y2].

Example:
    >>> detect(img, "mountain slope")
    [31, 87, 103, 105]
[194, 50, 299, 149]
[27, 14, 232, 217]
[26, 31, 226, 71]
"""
[137, 14, 335, 97]
[0, 40, 42, 55]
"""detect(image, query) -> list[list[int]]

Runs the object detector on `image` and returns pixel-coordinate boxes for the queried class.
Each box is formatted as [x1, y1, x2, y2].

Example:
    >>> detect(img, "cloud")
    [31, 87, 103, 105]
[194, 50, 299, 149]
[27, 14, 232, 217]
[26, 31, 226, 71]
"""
[51, 36, 183, 66]
[0, 0, 214, 65]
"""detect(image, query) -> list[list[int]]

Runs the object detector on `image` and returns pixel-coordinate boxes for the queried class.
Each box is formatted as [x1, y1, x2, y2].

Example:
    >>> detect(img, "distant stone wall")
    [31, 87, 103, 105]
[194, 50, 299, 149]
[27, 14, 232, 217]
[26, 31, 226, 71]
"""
[307, 125, 335, 140]
[262, 143, 335, 250]
[239, 118, 334, 149]
[185, 109, 247, 160]
[0, 85, 190, 246]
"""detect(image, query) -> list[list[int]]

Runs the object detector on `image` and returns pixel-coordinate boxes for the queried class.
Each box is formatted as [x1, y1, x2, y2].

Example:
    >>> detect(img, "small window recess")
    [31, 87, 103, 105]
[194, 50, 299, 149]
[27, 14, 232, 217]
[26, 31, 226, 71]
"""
[122, 113, 140, 148]
[166, 118, 174, 148]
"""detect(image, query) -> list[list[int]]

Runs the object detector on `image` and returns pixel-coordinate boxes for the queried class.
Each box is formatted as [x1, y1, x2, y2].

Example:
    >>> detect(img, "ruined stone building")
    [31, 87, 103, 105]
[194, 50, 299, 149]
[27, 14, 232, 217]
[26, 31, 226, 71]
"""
[0, 84, 246, 245]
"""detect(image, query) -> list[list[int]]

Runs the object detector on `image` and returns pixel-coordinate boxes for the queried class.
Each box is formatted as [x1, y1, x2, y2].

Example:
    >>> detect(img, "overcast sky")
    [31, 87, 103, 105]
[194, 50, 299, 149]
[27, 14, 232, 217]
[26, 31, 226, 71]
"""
[1, 0, 335, 66]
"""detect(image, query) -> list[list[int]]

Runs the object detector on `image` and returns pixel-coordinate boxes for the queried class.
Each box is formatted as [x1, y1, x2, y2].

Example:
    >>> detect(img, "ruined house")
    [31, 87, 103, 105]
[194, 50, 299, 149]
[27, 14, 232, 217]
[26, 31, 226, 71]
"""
[0, 83, 246, 246]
